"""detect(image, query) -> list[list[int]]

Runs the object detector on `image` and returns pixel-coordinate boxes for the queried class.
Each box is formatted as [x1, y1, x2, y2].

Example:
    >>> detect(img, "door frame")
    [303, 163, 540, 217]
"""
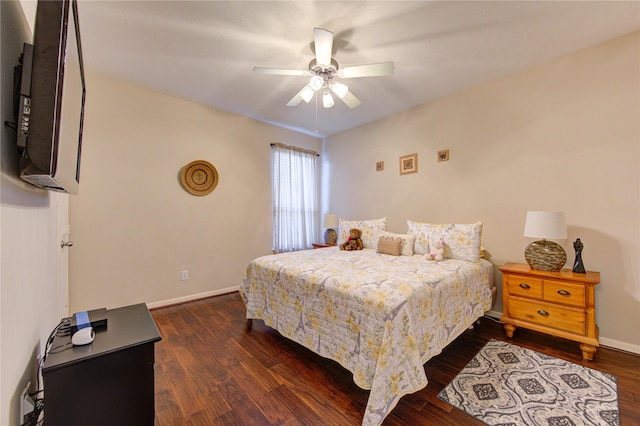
[56, 192, 70, 318]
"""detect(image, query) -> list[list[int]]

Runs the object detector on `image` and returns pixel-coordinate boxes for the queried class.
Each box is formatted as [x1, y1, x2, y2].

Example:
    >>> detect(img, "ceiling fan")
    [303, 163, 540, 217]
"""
[252, 28, 395, 109]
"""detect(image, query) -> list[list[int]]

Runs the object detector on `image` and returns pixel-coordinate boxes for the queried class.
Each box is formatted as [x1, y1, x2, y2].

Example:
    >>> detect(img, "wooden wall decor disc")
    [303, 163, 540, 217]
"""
[181, 160, 218, 196]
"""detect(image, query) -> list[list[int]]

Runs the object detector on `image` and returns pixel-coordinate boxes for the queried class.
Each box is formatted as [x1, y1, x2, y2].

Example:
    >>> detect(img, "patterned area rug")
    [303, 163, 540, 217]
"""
[437, 339, 619, 426]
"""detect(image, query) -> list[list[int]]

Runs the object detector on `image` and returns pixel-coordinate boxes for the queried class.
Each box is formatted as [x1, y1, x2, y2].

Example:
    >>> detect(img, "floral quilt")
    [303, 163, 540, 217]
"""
[239, 247, 493, 426]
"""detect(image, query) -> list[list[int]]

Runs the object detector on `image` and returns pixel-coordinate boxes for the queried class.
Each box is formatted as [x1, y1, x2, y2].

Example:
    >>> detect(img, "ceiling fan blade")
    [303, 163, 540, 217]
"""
[286, 92, 304, 107]
[339, 61, 395, 78]
[337, 90, 361, 109]
[252, 67, 309, 76]
[314, 28, 333, 67]
[287, 85, 314, 106]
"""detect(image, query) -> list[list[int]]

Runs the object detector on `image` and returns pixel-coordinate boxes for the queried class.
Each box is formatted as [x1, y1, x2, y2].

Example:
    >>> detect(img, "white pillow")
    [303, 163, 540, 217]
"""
[338, 218, 387, 249]
[378, 231, 416, 256]
[406, 220, 431, 255]
[407, 221, 483, 263]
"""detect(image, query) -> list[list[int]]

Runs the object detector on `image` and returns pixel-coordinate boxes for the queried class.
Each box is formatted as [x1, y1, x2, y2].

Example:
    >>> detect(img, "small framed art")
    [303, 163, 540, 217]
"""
[399, 153, 418, 175]
[438, 149, 450, 162]
[376, 161, 384, 171]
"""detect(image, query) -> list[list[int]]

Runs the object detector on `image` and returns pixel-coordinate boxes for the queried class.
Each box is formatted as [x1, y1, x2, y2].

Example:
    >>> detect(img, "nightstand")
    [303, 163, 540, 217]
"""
[43, 304, 162, 425]
[499, 262, 600, 360]
[312, 243, 333, 249]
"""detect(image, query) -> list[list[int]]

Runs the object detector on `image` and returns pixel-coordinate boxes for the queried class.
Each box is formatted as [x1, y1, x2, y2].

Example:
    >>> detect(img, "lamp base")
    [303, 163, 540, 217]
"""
[324, 228, 337, 246]
[524, 240, 566, 272]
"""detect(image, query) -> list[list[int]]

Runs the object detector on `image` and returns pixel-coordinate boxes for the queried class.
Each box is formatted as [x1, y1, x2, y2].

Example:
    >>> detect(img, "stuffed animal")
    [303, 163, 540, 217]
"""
[425, 239, 445, 261]
[340, 228, 364, 251]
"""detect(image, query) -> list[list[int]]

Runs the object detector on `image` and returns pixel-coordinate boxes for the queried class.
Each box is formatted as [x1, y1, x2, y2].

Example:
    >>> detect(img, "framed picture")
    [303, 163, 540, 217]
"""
[399, 153, 418, 175]
[376, 161, 384, 171]
[438, 149, 450, 162]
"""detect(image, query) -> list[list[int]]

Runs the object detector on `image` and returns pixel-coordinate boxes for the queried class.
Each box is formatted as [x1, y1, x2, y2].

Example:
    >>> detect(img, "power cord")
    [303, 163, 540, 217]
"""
[24, 318, 73, 426]
[21, 390, 44, 426]
[56, 318, 71, 336]
[48, 342, 73, 354]
[37, 319, 70, 388]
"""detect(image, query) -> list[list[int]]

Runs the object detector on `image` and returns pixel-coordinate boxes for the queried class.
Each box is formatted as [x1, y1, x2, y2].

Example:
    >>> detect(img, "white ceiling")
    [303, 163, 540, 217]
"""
[70, 1, 640, 137]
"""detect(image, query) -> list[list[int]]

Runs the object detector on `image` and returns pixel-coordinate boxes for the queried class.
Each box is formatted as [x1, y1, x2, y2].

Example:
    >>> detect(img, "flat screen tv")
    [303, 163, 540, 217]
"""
[16, 0, 86, 194]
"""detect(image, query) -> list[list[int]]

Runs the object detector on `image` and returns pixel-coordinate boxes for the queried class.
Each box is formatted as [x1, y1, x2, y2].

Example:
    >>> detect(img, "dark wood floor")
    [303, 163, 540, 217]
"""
[151, 292, 640, 425]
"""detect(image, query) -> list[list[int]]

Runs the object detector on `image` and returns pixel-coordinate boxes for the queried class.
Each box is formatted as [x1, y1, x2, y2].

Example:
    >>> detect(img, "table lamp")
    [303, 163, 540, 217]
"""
[323, 213, 338, 246]
[523, 211, 567, 271]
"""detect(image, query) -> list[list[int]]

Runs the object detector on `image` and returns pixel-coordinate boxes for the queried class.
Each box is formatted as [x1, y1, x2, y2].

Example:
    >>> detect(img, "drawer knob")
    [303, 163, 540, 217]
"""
[519, 283, 531, 289]
[557, 290, 571, 296]
[537, 310, 550, 316]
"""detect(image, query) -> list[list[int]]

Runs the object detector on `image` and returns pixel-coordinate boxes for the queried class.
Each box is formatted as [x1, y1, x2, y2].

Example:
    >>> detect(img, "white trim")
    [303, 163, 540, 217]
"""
[146, 286, 239, 310]
[57, 193, 70, 318]
[599, 337, 640, 355]
[484, 310, 640, 355]
[486, 310, 502, 319]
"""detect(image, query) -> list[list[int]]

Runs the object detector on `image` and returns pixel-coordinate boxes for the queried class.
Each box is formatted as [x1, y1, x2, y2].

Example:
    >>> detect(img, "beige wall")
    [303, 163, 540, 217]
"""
[1, 2, 63, 425]
[324, 32, 640, 352]
[70, 32, 639, 351]
[69, 73, 321, 312]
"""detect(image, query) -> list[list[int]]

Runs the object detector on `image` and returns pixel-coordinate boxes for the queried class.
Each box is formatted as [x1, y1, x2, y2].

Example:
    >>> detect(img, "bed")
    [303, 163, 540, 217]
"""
[239, 220, 495, 426]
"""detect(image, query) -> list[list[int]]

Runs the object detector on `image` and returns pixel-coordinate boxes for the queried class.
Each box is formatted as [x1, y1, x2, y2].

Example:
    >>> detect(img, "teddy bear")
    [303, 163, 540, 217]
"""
[425, 239, 446, 261]
[340, 228, 364, 251]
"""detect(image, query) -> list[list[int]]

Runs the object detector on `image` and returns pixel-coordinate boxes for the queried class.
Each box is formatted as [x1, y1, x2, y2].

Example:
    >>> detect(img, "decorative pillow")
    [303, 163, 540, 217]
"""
[377, 237, 402, 256]
[338, 218, 387, 249]
[378, 231, 416, 256]
[407, 221, 483, 263]
[406, 220, 431, 255]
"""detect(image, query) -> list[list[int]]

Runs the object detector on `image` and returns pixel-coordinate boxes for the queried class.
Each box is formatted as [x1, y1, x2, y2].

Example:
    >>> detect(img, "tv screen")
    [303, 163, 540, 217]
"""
[18, 0, 86, 194]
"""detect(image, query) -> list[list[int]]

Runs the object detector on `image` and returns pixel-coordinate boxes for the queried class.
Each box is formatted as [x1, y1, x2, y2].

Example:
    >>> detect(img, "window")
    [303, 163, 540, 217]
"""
[271, 143, 320, 253]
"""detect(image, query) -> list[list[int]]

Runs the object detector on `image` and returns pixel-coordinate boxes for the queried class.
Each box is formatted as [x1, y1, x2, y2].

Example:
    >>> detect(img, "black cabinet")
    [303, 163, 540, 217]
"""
[43, 303, 162, 426]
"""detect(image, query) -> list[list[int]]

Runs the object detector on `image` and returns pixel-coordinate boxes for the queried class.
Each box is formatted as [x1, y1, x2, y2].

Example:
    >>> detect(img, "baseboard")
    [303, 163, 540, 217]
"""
[147, 286, 239, 310]
[485, 310, 502, 319]
[483, 310, 640, 355]
[599, 337, 640, 355]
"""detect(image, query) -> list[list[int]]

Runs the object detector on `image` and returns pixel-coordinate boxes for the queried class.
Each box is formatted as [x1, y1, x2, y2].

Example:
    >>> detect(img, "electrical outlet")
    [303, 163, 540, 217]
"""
[181, 270, 189, 281]
[20, 381, 35, 421]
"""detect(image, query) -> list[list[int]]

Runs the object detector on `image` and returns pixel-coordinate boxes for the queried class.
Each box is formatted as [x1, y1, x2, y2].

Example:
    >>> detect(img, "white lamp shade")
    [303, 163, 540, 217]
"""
[322, 91, 334, 108]
[331, 82, 349, 98]
[323, 213, 338, 229]
[300, 85, 314, 103]
[523, 211, 567, 239]
[309, 75, 324, 91]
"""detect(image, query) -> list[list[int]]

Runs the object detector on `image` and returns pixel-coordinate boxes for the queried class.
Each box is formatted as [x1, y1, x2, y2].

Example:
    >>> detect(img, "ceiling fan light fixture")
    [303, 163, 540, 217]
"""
[254, 27, 393, 114]
[331, 82, 349, 99]
[323, 91, 334, 108]
[309, 75, 324, 91]
[300, 85, 315, 103]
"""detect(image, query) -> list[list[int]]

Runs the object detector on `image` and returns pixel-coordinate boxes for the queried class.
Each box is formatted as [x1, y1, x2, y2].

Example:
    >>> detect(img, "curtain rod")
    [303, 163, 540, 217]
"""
[271, 142, 319, 156]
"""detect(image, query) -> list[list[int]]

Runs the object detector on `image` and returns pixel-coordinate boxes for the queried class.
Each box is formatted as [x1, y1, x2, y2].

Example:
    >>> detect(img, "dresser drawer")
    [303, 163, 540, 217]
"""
[543, 280, 585, 307]
[507, 298, 586, 335]
[499, 263, 600, 360]
[506, 275, 543, 299]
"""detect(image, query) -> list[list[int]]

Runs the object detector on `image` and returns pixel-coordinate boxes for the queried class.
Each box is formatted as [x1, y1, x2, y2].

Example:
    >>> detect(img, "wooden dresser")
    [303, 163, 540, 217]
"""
[499, 262, 600, 360]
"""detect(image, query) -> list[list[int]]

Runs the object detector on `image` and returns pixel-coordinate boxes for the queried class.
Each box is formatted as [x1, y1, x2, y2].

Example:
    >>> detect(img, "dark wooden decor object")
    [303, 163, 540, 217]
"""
[572, 238, 586, 273]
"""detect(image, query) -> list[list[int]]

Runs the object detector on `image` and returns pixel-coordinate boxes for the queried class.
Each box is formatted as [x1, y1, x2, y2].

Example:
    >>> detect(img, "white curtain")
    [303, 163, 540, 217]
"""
[272, 143, 320, 253]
